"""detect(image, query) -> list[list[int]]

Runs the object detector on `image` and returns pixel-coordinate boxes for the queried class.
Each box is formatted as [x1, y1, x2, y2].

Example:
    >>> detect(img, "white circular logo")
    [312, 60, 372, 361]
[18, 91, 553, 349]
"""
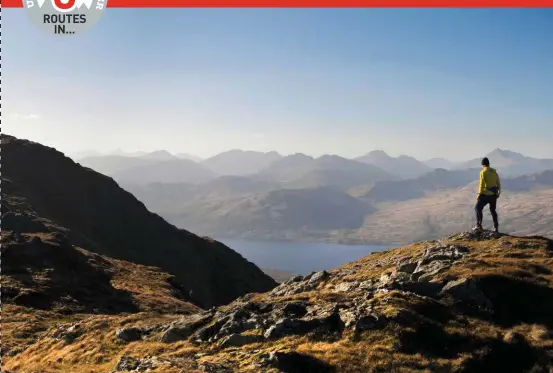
[24, 0, 107, 35]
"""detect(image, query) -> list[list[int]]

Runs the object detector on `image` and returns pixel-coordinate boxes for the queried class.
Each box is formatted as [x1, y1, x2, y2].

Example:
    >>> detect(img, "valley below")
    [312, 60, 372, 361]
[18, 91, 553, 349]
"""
[3, 135, 553, 373]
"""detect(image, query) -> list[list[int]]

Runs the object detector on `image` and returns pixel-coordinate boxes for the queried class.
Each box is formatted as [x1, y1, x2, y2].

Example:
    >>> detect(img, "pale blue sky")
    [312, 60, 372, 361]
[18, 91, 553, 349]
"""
[4, 9, 553, 160]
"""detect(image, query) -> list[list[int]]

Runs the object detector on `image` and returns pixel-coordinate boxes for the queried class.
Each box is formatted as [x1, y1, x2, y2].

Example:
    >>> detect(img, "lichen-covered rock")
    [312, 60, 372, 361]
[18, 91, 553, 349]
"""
[413, 260, 451, 282]
[114, 356, 140, 371]
[396, 261, 418, 274]
[51, 323, 83, 345]
[162, 313, 214, 343]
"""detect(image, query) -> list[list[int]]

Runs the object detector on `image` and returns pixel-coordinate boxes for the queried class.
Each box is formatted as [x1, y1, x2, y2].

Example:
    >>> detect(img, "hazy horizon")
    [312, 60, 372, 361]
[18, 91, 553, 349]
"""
[59, 145, 551, 164]
[4, 9, 553, 161]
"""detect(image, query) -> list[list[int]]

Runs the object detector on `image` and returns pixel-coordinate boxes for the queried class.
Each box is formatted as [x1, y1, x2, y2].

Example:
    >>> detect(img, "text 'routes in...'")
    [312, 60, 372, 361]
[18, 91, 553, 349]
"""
[24, 0, 108, 35]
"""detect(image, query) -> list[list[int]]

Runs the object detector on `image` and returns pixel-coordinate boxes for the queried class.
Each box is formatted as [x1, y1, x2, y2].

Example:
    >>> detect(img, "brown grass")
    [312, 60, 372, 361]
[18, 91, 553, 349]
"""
[4, 234, 553, 373]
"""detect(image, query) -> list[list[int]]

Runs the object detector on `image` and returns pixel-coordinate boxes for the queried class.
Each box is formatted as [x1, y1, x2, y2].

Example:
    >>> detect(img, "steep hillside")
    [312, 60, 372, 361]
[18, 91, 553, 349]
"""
[203, 150, 283, 176]
[1, 135, 276, 308]
[164, 187, 376, 240]
[1, 231, 200, 317]
[4, 231, 553, 373]
[355, 150, 432, 179]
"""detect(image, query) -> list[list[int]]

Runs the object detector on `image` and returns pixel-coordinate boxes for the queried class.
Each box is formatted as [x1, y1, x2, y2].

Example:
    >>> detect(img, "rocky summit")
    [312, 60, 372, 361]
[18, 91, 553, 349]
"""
[3, 229, 553, 373]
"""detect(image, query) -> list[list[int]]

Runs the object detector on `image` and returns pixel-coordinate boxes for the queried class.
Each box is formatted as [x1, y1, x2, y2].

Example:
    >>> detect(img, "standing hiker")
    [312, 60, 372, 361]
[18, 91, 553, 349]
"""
[474, 157, 501, 233]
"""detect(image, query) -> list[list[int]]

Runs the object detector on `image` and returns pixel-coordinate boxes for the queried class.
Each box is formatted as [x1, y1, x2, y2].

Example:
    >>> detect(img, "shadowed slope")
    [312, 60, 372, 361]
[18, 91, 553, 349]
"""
[1, 135, 276, 308]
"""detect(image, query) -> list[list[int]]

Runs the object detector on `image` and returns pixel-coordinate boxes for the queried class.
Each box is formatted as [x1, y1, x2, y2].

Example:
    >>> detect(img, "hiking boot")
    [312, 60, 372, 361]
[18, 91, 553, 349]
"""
[493, 227, 499, 234]
[472, 225, 483, 232]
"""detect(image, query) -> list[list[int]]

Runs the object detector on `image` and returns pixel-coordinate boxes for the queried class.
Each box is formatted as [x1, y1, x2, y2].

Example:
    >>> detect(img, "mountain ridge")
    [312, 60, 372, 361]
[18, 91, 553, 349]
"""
[355, 150, 432, 179]
[1, 134, 276, 308]
[202, 149, 283, 176]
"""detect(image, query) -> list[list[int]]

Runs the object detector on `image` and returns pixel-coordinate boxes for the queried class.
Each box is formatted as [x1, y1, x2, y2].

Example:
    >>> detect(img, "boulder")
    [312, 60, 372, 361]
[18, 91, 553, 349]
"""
[114, 356, 140, 371]
[262, 351, 335, 373]
[163, 313, 213, 342]
[52, 323, 83, 345]
[354, 314, 386, 333]
[218, 333, 263, 348]
[334, 282, 360, 292]
[396, 261, 418, 274]
[420, 244, 469, 265]
[115, 327, 143, 342]
[440, 278, 493, 309]
[413, 260, 451, 282]
[264, 318, 310, 339]
[161, 326, 194, 343]
[282, 302, 309, 318]
[308, 270, 330, 284]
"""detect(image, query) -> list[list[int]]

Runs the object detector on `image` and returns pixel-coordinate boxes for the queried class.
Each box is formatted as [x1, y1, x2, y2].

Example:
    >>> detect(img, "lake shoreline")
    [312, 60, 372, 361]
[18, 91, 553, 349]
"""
[215, 238, 396, 276]
[211, 235, 405, 248]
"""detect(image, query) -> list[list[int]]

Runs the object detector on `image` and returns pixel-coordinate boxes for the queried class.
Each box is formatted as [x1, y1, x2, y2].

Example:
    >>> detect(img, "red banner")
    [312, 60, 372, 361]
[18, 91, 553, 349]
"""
[2, 0, 552, 8]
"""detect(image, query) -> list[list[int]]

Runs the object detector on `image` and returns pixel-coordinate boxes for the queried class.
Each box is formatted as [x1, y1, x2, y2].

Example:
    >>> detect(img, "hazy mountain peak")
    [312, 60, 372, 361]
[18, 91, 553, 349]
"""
[215, 149, 282, 157]
[288, 153, 314, 160]
[364, 150, 391, 159]
[356, 150, 430, 179]
[317, 154, 346, 161]
[141, 150, 177, 160]
[203, 149, 283, 176]
[487, 148, 525, 160]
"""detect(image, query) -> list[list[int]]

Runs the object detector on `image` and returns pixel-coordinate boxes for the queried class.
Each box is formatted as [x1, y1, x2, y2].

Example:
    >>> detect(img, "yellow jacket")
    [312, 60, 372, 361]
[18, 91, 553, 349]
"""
[478, 167, 501, 196]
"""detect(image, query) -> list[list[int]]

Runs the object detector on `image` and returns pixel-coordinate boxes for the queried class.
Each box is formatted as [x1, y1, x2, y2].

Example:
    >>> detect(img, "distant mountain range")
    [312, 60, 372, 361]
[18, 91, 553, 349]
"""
[76, 145, 553, 244]
[77, 147, 553, 185]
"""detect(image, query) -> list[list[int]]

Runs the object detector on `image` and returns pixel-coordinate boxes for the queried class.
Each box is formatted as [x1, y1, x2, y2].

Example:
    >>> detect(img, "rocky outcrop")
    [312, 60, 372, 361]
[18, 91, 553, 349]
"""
[270, 270, 330, 297]
[440, 277, 493, 310]
[5, 229, 553, 373]
[115, 327, 145, 342]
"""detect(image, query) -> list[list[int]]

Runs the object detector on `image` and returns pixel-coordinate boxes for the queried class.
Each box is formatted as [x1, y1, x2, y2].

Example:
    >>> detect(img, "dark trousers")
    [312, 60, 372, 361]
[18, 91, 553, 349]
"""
[475, 194, 498, 228]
